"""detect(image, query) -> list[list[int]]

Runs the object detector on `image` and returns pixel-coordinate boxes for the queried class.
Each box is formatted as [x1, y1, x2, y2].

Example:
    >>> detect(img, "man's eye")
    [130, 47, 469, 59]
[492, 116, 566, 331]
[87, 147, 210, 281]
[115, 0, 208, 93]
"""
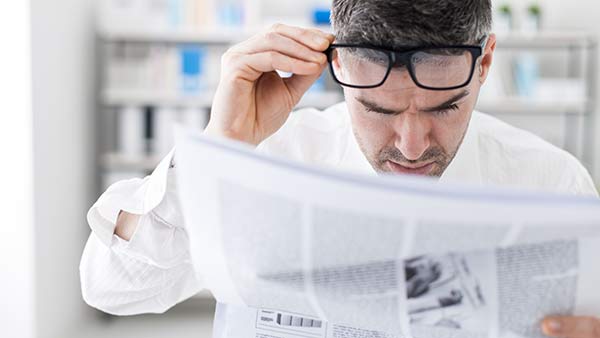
[435, 103, 460, 116]
[364, 107, 396, 116]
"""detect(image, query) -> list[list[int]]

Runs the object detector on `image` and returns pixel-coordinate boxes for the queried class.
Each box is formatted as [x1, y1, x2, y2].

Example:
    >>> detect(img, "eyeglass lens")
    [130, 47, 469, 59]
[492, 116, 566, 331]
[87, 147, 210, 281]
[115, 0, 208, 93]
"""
[330, 46, 475, 89]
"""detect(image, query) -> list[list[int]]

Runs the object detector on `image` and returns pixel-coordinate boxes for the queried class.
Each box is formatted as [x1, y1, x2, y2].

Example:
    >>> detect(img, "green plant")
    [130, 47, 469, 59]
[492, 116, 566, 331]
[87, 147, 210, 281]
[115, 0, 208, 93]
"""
[528, 4, 542, 16]
[498, 4, 512, 15]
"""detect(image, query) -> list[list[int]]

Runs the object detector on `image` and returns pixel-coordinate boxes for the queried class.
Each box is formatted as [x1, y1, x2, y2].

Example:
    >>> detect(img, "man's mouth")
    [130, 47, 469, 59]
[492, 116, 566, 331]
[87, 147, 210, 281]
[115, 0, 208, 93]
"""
[386, 160, 435, 176]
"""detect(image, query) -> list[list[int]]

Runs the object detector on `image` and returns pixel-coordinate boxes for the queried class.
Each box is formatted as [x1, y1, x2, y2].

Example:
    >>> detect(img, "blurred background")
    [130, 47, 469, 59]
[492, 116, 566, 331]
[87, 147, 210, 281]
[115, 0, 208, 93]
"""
[2, 0, 600, 337]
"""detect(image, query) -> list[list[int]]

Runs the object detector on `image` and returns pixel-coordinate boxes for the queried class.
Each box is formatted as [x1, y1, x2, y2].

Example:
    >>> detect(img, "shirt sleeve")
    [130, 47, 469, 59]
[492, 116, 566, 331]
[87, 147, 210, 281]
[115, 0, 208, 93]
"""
[562, 157, 599, 197]
[79, 106, 340, 315]
[79, 149, 204, 315]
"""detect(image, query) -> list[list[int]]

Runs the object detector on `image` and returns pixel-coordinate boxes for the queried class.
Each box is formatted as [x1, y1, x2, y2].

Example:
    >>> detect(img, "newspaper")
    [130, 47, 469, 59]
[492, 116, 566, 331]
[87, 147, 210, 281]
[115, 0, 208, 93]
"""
[174, 128, 600, 338]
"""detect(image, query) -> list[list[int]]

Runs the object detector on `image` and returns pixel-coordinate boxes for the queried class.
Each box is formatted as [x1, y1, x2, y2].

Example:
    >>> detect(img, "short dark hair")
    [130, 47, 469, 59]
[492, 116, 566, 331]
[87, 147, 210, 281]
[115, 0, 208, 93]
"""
[331, 0, 492, 48]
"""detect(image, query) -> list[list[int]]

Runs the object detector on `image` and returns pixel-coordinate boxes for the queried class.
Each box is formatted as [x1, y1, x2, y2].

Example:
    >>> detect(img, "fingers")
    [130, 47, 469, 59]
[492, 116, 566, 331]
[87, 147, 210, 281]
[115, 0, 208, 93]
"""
[244, 52, 322, 75]
[271, 23, 335, 51]
[236, 32, 327, 65]
[226, 51, 323, 82]
[223, 23, 333, 82]
[542, 316, 600, 338]
[283, 62, 327, 99]
[230, 23, 333, 67]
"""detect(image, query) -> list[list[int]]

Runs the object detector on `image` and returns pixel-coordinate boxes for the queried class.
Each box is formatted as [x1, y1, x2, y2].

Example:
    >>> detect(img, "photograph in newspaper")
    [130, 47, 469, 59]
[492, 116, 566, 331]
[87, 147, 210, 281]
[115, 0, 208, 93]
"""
[405, 252, 496, 338]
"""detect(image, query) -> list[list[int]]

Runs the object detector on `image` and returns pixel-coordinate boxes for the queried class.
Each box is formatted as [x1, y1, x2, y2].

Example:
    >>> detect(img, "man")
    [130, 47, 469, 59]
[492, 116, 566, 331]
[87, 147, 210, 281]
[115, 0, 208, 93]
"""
[80, 0, 599, 336]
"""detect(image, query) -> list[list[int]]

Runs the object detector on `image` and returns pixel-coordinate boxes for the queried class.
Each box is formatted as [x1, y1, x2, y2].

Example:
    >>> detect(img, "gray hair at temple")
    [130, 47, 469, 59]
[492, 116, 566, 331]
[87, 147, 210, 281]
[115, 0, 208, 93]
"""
[330, 0, 493, 48]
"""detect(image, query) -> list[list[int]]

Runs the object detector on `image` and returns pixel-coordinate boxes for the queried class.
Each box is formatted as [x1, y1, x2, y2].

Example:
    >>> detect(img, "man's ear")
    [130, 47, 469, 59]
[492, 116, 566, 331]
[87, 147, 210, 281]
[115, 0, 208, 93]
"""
[332, 52, 342, 72]
[479, 33, 496, 84]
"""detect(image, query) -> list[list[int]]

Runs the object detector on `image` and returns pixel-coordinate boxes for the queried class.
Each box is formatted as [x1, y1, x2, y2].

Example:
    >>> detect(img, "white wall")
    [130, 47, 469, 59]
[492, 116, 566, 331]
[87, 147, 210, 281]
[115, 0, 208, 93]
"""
[0, 1, 36, 337]
[30, 0, 98, 336]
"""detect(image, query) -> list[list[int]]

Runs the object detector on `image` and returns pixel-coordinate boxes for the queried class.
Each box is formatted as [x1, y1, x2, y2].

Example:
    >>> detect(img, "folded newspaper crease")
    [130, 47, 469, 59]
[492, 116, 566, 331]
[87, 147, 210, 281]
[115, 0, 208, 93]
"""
[175, 128, 600, 338]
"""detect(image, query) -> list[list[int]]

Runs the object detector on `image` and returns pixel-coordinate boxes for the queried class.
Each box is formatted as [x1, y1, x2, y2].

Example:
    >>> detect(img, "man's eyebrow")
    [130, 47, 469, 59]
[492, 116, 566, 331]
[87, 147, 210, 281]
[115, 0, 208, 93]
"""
[355, 97, 407, 115]
[356, 90, 470, 116]
[420, 90, 470, 113]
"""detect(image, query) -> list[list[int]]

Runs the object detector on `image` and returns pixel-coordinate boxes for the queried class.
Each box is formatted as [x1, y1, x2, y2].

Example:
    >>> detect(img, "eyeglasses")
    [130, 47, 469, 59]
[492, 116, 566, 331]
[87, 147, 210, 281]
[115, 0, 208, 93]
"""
[325, 36, 489, 91]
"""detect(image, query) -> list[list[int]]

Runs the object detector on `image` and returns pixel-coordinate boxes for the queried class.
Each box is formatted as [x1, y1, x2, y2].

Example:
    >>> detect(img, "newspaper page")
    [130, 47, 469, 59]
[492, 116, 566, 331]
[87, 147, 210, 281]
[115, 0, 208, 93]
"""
[174, 128, 600, 338]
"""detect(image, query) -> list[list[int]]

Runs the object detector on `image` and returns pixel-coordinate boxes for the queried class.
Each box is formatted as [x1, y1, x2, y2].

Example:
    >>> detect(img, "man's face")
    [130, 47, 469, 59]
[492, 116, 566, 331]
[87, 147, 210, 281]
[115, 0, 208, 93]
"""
[333, 36, 496, 177]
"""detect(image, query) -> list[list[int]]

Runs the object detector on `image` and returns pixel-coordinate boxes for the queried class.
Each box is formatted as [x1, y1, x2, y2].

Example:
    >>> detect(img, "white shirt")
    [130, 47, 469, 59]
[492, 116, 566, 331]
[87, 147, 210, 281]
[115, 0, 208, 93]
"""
[79, 102, 598, 315]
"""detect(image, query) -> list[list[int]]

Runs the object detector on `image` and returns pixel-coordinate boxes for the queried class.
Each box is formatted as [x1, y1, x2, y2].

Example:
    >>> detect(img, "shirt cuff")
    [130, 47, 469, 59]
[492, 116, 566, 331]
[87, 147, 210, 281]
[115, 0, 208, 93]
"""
[86, 148, 176, 247]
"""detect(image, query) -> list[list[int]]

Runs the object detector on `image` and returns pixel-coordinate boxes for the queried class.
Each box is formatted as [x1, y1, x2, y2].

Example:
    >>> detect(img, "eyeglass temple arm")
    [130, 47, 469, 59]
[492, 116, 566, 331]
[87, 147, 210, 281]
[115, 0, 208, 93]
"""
[479, 34, 490, 49]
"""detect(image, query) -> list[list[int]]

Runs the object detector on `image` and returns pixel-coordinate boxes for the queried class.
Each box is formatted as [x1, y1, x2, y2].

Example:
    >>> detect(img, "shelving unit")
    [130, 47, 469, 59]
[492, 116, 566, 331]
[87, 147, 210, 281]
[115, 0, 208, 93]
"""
[97, 28, 598, 199]
[98, 27, 257, 44]
[495, 30, 596, 49]
[99, 90, 344, 173]
[97, 28, 599, 181]
[101, 88, 343, 110]
[477, 96, 589, 115]
[475, 30, 597, 170]
[98, 28, 595, 48]
[96, 23, 342, 188]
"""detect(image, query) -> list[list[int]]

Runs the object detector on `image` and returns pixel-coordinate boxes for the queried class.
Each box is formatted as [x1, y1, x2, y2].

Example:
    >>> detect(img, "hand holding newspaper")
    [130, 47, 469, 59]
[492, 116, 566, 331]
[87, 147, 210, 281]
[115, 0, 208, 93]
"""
[175, 127, 600, 338]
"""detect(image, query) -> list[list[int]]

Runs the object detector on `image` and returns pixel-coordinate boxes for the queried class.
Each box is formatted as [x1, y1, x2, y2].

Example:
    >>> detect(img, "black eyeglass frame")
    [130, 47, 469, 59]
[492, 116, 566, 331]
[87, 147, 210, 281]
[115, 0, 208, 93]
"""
[325, 35, 489, 91]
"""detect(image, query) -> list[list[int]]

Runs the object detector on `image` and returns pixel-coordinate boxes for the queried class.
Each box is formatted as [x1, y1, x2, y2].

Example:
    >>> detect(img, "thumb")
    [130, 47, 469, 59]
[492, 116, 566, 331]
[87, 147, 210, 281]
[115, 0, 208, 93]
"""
[542, 316, 600, 338]
[283, 63, 328, 103]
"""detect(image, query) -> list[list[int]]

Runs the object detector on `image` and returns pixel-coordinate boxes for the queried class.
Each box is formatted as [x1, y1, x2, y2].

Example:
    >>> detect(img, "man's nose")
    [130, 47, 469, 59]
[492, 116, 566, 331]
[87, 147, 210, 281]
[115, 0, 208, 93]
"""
[392, 112, 431, 161]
